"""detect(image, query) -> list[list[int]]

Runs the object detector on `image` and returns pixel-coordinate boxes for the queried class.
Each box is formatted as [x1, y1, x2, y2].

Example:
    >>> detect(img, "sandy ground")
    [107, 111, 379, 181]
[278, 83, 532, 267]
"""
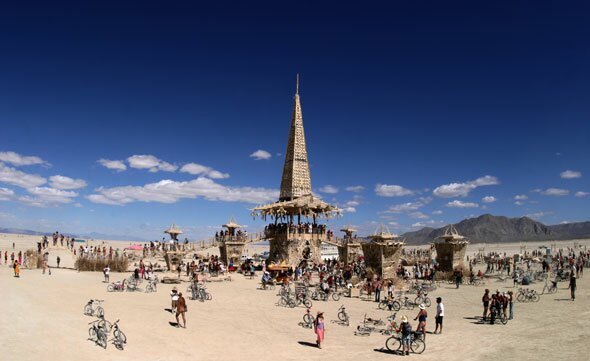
[1, 233, 589, 361]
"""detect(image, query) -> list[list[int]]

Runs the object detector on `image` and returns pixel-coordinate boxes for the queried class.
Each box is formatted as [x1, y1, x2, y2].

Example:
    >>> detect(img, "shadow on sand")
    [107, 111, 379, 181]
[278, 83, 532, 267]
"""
[298, 341, 318, 348]
[374, 348, 401, 355]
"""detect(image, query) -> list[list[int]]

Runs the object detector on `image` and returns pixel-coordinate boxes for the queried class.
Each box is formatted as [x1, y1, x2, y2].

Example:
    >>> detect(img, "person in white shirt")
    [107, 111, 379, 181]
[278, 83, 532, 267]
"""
[434, 297, 444, 334]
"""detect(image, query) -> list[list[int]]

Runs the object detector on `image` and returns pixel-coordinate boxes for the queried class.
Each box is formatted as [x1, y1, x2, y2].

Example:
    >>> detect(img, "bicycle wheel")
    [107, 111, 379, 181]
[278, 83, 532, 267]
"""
[414, 296, 422, 306]
[278, 297, 287, 307]
[549, 286, 557, 294]
[424, 298, 431, 308]
[88, 327, 97, 341]
[338, 311, 347, 322]
[107, 284, 115, 292]
[269, 284, 276, 290]
[205, 292, 212, 301]
[303, 313, 314, 324]
[84, 304, 93, 316]
[391, 301, 401, 311]
[311, 291, 319, 300]
[96, 306, 104, 318]
[114, 329, 127, 344]
[288, 299, 297, 308]
[531, 293, 540, 302]
[385, 336, 401, 352]
[378, 301, 388, 310]
[500, 314, 508, 325]
[99, 330, 108, 349]
[303, 299, 312, 308]
[332, 292, 340, 301]
[517, 293, 525, 302]
[411, 339, 426, 354]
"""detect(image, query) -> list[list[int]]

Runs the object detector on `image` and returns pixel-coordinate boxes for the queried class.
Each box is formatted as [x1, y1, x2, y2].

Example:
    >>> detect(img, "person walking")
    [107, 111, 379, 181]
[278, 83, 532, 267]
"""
[434, 297, 444, 334]
[175, 292, 187, 328]
[171, 287, 179, 313]
[507, 291, 514, 320]
[569, 273, 577, 301]
[13, 260, 20, 277]
[103, 265, 110, 283]
[482, 289, 490, 321]
[314, 311, 325, 349]
[56, 256, 61, 268]
[414, 304, 427, 339]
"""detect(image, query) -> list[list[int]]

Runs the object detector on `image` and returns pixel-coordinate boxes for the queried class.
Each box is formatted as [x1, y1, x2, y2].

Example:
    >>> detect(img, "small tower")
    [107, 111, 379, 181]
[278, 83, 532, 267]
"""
[434, 225, 469, 272]
[219, 218, 246, 266]
[338, 226, 363, 264]
[361, 225, 404, 279]
[164, 223, 183, 241]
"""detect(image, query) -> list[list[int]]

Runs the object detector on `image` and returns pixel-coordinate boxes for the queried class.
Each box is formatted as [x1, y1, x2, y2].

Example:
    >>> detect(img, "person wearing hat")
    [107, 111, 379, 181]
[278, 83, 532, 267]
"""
[414, 304, 428, 339]
[568, 272, 577, 301]
[313, 311, 325, 349]
[396, 315, 412, 356]
[170, 287, 179, 313]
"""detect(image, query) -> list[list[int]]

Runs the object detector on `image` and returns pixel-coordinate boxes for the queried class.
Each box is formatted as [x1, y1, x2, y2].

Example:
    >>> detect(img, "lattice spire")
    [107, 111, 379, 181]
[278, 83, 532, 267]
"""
[279, 75, 312, 201]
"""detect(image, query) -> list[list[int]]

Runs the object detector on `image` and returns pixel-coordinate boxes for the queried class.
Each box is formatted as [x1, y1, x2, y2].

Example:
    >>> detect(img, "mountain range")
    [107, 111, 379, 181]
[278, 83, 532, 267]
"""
[400, 214, 590, 245]
[0, 227, 147, 242]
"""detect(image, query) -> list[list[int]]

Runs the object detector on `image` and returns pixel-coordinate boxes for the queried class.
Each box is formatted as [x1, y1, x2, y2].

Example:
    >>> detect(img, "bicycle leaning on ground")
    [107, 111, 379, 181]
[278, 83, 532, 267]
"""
[88, 319, 108, 349]
[84, 299, 105, 318]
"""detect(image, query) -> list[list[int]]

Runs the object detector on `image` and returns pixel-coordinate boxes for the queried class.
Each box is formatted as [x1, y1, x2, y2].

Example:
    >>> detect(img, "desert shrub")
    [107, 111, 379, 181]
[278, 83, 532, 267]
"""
[75, 256, 129, 272]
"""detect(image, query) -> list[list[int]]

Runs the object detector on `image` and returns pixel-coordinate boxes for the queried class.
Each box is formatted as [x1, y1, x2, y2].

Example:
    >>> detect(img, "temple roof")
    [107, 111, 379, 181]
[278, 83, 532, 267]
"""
[367, 224, 404, 244]
[164, 223, 183, 235]
[437, 225, 468, 243]
[251, 194, 340, 219]
[223, 217, 241, 229]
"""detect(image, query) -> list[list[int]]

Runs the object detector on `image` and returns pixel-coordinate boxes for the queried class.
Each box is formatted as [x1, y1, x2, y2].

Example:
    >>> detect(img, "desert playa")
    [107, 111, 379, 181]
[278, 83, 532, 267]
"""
[1, 233, 589, 361]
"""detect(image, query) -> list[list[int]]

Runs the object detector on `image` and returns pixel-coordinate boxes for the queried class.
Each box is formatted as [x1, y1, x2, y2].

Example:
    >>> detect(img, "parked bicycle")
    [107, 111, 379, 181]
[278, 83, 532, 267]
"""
[145, 279, 158, 293]
[107, 280, 126, 292]
[111, 319, 127, 350]
[414, 291, 431, 308]
[516, 288, 540, 302]
[88, 319, 108, 349]
[84, 299, 105, 318]
[385, 331, 426, 354]
[337, 305, 349, 326]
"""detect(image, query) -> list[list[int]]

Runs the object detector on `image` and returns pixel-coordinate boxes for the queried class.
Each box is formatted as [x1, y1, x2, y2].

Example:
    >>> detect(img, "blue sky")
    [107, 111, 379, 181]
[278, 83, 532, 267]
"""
[0, 1, 588, 240]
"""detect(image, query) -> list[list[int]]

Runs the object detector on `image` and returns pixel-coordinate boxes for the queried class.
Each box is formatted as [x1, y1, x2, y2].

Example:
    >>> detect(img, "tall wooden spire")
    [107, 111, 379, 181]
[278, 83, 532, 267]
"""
[279, 75, 312, 201]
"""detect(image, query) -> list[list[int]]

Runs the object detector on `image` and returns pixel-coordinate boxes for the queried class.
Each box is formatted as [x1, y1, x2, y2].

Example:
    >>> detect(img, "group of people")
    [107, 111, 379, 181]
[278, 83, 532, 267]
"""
[481, 289, 514, 324]
[264, 222, 333, 238]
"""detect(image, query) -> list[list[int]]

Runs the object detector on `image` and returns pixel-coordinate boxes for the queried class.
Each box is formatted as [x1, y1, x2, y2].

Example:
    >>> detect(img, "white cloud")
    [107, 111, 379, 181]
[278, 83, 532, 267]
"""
[514, 201, 525, 206]
[345, 200, 360, 207]
[525, 211, 551, 220]
[87, 177, 278, 206]
[345, 185, 365, 193]
[375, 184, 414, 197]
[411, 220, 445, 228]
[20, 187, 78, 207]
[179, 163, 229, 179]
[560, 170, 581, 179]
[127, 155, 178, 173]
[0, 163, 47, 188]
[385, 201, 423, 213]
[0, 151, 50, 167]
[446, 200, 479, 208]
[575, 191, 589, 197]
[249, 149, 272, 160]
[482, 196, 497, 203]
[49, 175, 87, 190]
[319, 185, 339, 194]
[433, 175, 499, 198]
[0, 187, 15, 201]
[432, 210, 443, 215]
[537, 188, 569, 196]
[343, 207, 357, 213]
[409, 212, 429, 219]
[97, 159, 127, 171]
[514, 194, 528, 200]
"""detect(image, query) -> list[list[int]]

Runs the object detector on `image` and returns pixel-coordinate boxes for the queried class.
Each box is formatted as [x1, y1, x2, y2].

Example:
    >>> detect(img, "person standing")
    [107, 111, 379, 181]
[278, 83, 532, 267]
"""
[482, 289, 490, 321]
[103, 265, 110, 283]
[14, 260, 20, 277]
[396, 315, 412, 356]
[56, 256, 61, 268]
[414, 304, 428, 339]
[569, 273, 577, 301]
[314, 311, 325, 349]
[374, 277, 382, 302]
[171, 287, 179, 313]
[175, 292, 187, 328]
[507, 291, 514, 320]
[434, 297, 444, 334]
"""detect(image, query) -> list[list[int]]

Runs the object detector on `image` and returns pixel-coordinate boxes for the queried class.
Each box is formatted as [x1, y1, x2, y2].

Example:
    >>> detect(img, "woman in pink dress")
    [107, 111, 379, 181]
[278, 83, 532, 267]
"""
[314, 311, 325, 349]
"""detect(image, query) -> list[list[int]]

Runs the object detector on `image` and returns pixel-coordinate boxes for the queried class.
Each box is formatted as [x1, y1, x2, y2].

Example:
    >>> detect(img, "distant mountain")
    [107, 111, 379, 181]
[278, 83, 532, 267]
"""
[0, 227, 147, 242]
[401, 214, 590, 245]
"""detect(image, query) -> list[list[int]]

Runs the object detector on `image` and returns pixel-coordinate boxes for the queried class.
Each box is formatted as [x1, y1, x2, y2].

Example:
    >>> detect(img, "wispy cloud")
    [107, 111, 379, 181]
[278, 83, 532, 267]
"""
[249, 149, 272, 160]
[345, 185, 365, 193]
[409, 212, 429, 219]
[446, 200, 479, 208]
[535, 188, 569, 196]
[98, 159, 127, 171]
[127, 155, 178, 172]
[0, 163, 46, 188]
[514, 194, 528, 200]
[433, 175, 499, 198]
[575, 191, 589, 197]
[179, 163, 229, 179]
[20, 187, 78, 207]
[0, 151, 50, 167]
[319, 185, 339, 194]
[560, 170, 581, 179]
[385, 197, 431, 213]
[87, 177, 277, 205]
[525, 211, 551, 220]
[432, 210, 443, 215]
[514, 201, 525, 206]
[49, 175, 87, 190]
[375, 184, 414, 197]
[0, 187, 15, 201]
[481, 196, 497, 203]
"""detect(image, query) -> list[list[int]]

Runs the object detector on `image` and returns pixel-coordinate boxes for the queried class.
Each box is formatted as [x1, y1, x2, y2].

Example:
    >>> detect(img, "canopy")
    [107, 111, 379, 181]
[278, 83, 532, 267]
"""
[164, 223, 183, 235]
[223, 218, 242, 229]
[251, 194, 340, 220]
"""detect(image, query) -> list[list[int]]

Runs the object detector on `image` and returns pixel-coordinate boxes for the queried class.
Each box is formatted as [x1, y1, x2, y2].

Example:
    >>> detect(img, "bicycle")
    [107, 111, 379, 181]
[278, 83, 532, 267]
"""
[107, 280, 125, 292]
[84, 299, 105, 318]
[385, 331, 426, 354]
[355, 314, 384, 336]
[111, 319, 127, 350]
[88, 319, 108, 349]
[188, 283, 212, 301]
[337, 305, 349, 326]
[301, 308, 314, 328]
[145, 279, 158, 293]
[542, 280, 557, 294]
[516, 288, 540, 302]
[414, 291, 431, 308]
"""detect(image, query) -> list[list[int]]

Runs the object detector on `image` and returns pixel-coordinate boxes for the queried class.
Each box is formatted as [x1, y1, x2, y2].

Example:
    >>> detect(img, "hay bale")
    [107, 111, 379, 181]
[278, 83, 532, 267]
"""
[75, 256, 129, 272]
